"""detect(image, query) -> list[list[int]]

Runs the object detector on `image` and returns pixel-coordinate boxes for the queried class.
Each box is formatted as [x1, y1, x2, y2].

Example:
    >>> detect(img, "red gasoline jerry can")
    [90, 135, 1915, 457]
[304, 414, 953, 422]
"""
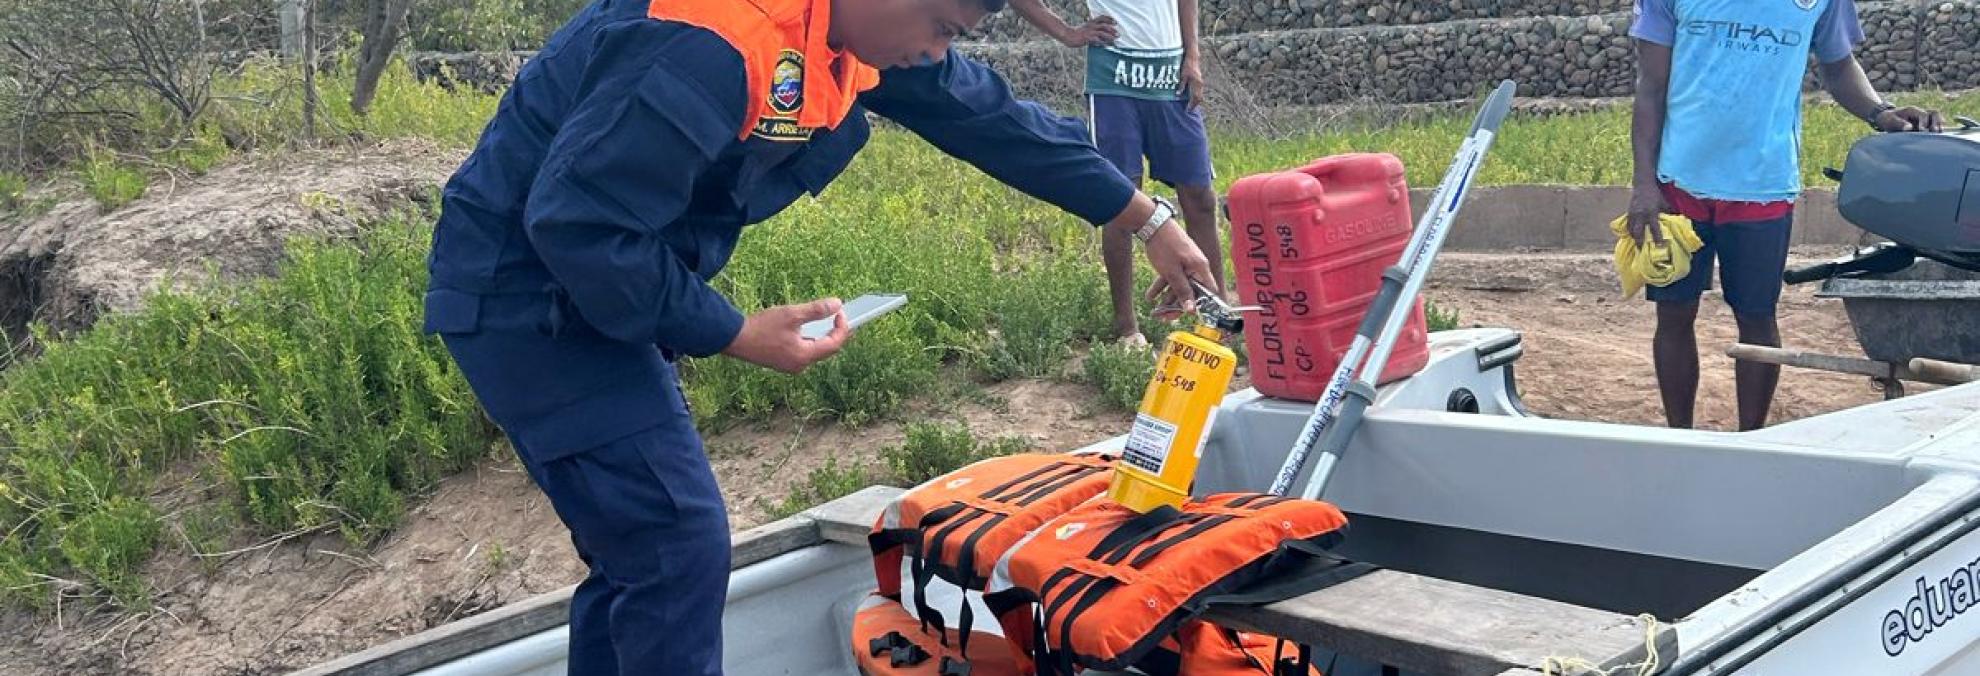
[1225, 152, 1430, 402]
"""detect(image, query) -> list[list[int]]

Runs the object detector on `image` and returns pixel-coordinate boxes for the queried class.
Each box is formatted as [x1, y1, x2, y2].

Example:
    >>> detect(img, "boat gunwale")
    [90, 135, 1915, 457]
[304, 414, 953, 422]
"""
[291, 500, 836, 676]
[297, 485, 1669, 676]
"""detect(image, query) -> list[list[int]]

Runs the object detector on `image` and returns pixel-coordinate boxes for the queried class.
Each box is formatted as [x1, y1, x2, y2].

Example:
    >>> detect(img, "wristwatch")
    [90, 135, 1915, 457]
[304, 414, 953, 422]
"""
[1132, 196, 1176, 244]
[1867, 100, 1897, 130]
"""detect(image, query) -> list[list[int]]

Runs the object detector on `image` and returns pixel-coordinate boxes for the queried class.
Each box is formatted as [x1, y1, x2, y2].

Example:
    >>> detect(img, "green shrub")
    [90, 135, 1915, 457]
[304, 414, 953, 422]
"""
[0, 205, 497, 607]
[0, 172, 25, 211]
[882, 422, 1031, 487]
[766, 422, 1033, 520]
[408, 0, 590, 51]
[56, 496, 158, 607]
[1083, 342, 1155, 411]
[979, 257, 1113, 380]
[79, 146, 145, 211]
[1425, 300, 1461, 332]
[767, 458, 877, 521]
[162, 128, 231, 175]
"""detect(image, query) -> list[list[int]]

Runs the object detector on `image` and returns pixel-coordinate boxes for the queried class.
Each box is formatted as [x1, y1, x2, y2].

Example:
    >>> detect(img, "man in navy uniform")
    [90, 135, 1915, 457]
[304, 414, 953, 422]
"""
[421, 0, 1218, 672]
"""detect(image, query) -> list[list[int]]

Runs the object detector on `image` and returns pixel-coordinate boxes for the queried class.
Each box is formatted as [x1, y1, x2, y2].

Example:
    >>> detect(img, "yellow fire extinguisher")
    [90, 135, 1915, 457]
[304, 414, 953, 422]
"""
[1109, 281, 1256, 513]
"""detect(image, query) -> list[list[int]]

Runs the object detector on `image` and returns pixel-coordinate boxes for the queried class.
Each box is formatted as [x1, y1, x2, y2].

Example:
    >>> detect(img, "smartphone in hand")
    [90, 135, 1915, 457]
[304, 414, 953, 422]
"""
[800, 293, 907, 340]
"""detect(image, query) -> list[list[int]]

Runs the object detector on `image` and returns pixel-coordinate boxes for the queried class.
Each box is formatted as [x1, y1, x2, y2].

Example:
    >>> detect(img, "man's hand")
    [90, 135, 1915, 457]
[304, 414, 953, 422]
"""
[1059, 15, 1118, 48]
[1875, 106, 1945, 133]
[1627, 182, 1668, 244]
[722, 298, 851, 374]
[1140, 221, 1218, 319]
[1179, 57, 1205, 110]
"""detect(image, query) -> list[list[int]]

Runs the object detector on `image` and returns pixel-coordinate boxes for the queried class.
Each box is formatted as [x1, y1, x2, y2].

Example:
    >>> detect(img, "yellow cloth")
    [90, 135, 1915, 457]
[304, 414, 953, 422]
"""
[1611, 213, 1703, 299]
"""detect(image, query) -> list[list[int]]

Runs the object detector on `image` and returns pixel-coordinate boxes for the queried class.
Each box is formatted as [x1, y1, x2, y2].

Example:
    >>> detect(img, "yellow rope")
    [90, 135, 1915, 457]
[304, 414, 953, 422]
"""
[1540, 613, 1663, 676]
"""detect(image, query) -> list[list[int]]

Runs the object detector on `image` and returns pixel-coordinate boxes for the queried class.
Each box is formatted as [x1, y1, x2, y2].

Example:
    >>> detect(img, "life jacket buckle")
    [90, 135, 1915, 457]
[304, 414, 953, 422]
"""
[938, 655, 972, 676]
[889, 642, 932, 667]
[869, 630, 909, 657]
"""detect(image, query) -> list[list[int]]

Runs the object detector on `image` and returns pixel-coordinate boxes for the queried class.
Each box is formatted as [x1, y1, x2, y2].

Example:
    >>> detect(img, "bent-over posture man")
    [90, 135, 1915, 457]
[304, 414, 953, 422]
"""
[422, 0, 1218, 672]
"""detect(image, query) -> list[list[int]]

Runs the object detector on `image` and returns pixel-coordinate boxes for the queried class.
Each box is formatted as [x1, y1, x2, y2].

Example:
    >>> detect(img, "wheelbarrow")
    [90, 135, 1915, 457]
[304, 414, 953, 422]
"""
[1737, 119, 1980, 398]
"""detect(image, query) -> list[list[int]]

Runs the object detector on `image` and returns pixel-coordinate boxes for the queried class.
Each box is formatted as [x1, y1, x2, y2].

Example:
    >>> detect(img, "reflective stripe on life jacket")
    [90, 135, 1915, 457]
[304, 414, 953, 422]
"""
[646, 0, 880, 141]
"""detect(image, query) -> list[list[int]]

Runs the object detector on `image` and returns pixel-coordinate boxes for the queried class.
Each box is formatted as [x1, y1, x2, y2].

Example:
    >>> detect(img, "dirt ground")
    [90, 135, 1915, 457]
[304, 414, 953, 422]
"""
[0, 140, 462, 342]
[0, 250, 1892, 675]
[1430, 252, 1886, 429]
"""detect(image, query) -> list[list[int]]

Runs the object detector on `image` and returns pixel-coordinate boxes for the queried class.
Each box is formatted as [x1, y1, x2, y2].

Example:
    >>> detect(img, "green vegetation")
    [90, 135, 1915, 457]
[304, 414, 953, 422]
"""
[1425, 300, 1462, 332]
[884, 422, 1032, 486]
[209, 59, 503, 149]
[768, 422, 1033, 520]
[0, 205, 493, 608]
[768, 459, 881, 521]
[0, 172, 25, 211]
[408, 0, 593, 52]
[79, 146, 146, 212]
[1083, 342, 1156, 412]
[1210, 90, 1980, 190]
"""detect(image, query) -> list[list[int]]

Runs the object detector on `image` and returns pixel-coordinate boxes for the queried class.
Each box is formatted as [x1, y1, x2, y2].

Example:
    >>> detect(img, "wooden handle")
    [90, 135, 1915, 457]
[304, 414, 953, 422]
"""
[1909, 358, 1980, 384]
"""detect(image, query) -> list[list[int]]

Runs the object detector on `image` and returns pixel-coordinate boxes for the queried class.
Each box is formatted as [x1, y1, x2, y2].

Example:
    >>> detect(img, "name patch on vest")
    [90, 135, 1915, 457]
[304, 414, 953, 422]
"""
[754, 49, 814, 142]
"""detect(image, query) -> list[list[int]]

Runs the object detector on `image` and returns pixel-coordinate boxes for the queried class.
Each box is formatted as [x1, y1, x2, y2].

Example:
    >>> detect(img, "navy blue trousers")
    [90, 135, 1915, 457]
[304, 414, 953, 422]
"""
[516, 424, 730, 675]
[443, 326, 729, 675]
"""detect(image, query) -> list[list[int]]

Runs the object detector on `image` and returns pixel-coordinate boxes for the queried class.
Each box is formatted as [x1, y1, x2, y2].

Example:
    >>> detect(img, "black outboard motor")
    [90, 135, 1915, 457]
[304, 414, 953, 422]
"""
[1786, 118, 1980, 283]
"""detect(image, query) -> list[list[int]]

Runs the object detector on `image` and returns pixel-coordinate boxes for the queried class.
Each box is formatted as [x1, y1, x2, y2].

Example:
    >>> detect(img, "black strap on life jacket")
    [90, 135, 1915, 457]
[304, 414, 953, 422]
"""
[1036, 500, 1374, 675]
[1275, 643, 1314, 676]
[1048, 513, 1239, 666]
[1198, 539, 1376, 609]
[909, 459, 1112, 652]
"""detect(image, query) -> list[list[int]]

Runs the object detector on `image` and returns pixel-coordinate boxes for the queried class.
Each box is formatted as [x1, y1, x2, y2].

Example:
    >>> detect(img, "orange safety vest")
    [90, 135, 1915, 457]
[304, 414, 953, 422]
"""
[646, 0, 881, 142]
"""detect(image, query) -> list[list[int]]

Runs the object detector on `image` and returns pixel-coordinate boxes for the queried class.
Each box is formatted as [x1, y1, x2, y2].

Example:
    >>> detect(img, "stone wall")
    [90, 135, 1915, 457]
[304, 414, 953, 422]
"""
[966, 0, 1633, 42]
[963, 1, 1980, 109]
[405, 0, 1980, 109]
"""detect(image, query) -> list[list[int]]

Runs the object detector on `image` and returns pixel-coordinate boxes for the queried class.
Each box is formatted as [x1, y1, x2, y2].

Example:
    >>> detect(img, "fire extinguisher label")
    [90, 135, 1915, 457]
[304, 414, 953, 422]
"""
[1123, 413, 1178, 475]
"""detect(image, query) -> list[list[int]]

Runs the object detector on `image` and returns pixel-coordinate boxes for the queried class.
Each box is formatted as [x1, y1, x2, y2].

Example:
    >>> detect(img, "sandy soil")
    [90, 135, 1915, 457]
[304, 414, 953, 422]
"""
[1430, 252, 1886, 429]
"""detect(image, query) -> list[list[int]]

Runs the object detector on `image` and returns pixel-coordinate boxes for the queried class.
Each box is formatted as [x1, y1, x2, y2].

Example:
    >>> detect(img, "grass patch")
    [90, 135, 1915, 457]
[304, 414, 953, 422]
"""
[1083, 342, 1155, 412]
[79, 146, 145, 211]
[1425, 300, 1461, 332]
[1209, 90, 1980, 190]
[0, 204, 496, 608]
[767, 458, 879, 521]
[160, 127, 231, 176]
[883, 422, 1032, 487]
[766, 421, 1033, 520]
[0, 171, 25, 211]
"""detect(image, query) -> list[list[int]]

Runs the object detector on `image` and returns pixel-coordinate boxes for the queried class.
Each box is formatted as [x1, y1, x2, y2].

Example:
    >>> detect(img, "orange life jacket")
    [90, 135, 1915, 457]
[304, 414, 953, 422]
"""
[646, 0, 880, 142]
[868, 452, 1118, 673]
[852, 592, 1024, 676]
[985, 493, 1362, 675]
[858, 454, 1367, 676]
[1138, 619, 1324, 676]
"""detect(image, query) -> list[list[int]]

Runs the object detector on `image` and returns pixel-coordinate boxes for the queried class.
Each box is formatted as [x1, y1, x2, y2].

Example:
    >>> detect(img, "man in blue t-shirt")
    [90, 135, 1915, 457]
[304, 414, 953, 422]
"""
[1628, 0, 1941, 430]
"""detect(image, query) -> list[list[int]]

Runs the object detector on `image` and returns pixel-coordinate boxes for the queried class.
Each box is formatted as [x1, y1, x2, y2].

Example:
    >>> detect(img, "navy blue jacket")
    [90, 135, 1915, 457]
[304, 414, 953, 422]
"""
[424, 0, 1136, 458]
